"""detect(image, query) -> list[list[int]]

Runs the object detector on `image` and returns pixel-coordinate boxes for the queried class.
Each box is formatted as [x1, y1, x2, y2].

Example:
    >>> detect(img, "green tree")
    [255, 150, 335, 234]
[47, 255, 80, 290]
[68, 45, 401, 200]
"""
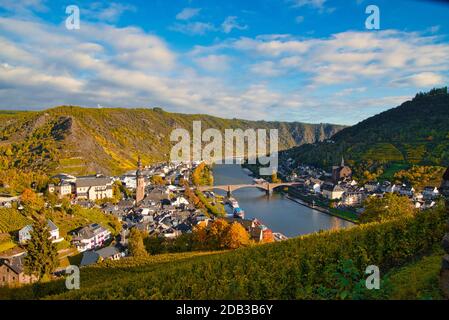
[128, 228, 149, 258]
[360, 193, 416, 223]
[24, 218, 58, 281]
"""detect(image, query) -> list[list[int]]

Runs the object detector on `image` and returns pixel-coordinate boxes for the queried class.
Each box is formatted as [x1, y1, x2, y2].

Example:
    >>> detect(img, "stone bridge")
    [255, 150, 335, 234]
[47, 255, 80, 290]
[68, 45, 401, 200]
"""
[198, 182, 301, 196]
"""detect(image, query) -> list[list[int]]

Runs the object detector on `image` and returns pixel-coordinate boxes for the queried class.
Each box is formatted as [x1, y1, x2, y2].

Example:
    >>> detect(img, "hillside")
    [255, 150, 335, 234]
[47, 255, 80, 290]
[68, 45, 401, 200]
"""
[282, 88, 449, 176]
[0, 204, 445, 300]
[0, 107, 344, 178]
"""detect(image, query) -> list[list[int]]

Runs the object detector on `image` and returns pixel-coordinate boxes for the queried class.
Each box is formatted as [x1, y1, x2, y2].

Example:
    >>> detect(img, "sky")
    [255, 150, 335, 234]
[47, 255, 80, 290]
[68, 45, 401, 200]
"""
[0, 0, 449, 125]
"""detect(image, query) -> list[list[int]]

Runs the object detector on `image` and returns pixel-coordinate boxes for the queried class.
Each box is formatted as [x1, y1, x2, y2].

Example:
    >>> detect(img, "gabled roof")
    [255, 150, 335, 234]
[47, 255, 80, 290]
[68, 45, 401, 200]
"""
[47, 219, 58, 231]
[95, 246, 120, 259]
[80, 251, 100, 267]
[0, 254, 27, 274]
[76, 177, 112, 188]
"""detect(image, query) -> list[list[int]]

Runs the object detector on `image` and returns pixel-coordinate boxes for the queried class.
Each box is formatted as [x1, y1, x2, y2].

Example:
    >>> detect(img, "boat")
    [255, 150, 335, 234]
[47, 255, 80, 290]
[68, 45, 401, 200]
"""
[233, 207, 245, 219]
[227, 197, 240, 209]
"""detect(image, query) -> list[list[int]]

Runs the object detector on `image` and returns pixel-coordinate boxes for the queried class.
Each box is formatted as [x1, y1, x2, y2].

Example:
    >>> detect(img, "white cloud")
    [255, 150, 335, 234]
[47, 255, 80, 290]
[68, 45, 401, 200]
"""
[222, 16, 248, 34]
[291, 0, 327, 9]
[393, 72, 445, 87]
[250, 61, 284, 77]
[0, 9, 448, 125]
[176, 8, 201, 20]
[170, 22, 216, 36]
[194, 55, 230, 72]
[295, 16, 304, 24]
[84, 2, 136, 23]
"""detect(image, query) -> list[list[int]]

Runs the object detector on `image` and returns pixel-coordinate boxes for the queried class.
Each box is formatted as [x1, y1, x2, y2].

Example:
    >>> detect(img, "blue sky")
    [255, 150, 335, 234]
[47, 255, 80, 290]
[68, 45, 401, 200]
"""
[0, 0, 449, 125]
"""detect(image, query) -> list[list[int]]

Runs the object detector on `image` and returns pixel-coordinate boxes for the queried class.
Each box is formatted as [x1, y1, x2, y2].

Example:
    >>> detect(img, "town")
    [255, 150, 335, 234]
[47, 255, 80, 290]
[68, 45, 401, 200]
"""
[273, 156, 442, 222]
[0, 158, 281, 287]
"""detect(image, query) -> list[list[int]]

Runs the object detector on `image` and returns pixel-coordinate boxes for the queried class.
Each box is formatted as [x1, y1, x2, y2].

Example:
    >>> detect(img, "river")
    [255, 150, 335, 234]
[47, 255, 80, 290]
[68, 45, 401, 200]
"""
[212, 164, 354, 238]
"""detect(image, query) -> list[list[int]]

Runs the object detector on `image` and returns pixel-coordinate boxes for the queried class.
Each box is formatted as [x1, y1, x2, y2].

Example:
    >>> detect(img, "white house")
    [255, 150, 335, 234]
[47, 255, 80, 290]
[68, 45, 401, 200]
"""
[48, 182, 73, 198]
[422, 186, 439, 199]
[71, 223, 111, 252]
[19, 220, 62, 244]
[171, 196, 189, 207]
[75, 176, 114, 201]
[322, 183, 345, 200]
[399, 186, 415, 197]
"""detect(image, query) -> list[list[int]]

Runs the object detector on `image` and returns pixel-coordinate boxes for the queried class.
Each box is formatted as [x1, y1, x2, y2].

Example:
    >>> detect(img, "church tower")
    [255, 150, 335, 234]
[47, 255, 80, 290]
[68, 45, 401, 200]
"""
[136, 156, 145, 204]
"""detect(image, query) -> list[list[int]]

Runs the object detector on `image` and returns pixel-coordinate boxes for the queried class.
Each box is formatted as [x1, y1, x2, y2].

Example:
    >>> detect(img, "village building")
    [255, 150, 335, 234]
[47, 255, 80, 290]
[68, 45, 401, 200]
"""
[332, 157, 352, 183]
[18, 219, 62, 244]
[48, 181, 73, 198]
[322, 183, 345, 200]
[341, 191, 366, 207]
[80, 246, 123, 267]
[364, 181, 380, 193]
[136, 157, 146, 203]
[422, 186, 440, 199]
[70, 223, 111, 252]
[0, 253, 38, 287]
[75, 175, 113, 201]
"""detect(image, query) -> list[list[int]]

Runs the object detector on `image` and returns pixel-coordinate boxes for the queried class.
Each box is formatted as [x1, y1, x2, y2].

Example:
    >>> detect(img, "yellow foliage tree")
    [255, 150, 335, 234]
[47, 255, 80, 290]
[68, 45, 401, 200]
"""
[223, 222, 251, 249]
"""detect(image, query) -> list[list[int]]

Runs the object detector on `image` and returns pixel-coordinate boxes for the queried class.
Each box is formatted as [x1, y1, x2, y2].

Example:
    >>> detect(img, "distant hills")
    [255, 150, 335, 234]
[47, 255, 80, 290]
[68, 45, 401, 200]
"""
[282, 87, 449, 176]
[0, 106, 344, 176]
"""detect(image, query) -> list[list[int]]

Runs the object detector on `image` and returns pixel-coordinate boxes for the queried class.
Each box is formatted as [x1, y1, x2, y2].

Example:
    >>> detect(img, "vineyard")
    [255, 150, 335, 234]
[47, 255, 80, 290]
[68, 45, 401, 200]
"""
[0, 208, 31, 233]
[1, 202, 445, 300]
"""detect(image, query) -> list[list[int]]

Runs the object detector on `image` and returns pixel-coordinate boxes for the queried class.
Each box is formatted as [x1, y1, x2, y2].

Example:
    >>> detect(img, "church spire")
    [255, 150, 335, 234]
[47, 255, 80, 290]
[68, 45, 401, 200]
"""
[137, 155, 143, 177]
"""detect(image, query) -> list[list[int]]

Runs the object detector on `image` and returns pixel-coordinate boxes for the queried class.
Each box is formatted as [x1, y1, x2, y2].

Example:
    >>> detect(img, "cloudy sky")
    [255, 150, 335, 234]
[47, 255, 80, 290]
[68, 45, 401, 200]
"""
[0, 0, 448, 125]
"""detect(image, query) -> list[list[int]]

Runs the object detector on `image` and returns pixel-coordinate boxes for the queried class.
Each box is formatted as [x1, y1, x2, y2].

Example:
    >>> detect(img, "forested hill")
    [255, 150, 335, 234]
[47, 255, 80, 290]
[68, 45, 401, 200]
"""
[282, 88, 449, 173]
[0, 106, 344, 176]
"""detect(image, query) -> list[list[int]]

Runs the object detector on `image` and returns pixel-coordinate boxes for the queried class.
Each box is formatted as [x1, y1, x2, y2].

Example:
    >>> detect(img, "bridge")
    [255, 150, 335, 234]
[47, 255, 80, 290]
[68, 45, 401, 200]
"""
[198, 182, 302, 197]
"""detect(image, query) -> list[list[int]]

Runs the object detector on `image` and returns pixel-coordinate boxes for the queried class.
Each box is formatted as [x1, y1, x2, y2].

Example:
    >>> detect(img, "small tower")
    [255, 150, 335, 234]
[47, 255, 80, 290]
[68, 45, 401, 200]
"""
[136, 156, 145, 204]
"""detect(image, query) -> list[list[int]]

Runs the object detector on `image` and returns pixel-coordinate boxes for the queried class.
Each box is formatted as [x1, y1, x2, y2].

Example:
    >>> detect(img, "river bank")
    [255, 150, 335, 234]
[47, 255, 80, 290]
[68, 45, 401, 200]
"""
[242, 163, 359, 224]
[213, 164, 354, 237]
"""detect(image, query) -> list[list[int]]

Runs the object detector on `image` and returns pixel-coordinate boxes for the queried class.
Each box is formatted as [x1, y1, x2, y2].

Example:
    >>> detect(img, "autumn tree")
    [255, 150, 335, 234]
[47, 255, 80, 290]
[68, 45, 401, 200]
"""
[208, 219, 229, 249]
[192, 222, 209, 250]
[360, 193, 416, 223]
[192, 162, 213, 186]
[21, 188, 44, 215]
[150, 175, 165, 186]
[223, 222, 251, 249]
[191, 219, 251, 250]
[271, 172, 281, 183]
[128, 228, 149, 258]
[24, 218, 58, 281]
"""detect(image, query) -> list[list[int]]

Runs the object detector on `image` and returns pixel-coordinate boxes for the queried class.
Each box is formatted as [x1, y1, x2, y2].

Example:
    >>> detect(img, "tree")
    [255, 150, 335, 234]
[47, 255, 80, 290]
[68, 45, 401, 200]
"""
[271, 172, 281, 183]
[208, 219, 229, 249]
[150, 175, 165, 186]
[24, 218, 58, 281]
[360, 193, 416, 223]
[21, 188, 44, 214]
[128, 228, 149, 258]
[223, 222, 251, 249]
[192, 222, 209, 250]
[192, 163, 213, 186]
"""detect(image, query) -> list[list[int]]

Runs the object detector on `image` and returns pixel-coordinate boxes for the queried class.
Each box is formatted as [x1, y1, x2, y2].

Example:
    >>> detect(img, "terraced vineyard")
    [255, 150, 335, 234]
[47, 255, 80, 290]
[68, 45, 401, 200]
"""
[0, 208, 30, 233]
